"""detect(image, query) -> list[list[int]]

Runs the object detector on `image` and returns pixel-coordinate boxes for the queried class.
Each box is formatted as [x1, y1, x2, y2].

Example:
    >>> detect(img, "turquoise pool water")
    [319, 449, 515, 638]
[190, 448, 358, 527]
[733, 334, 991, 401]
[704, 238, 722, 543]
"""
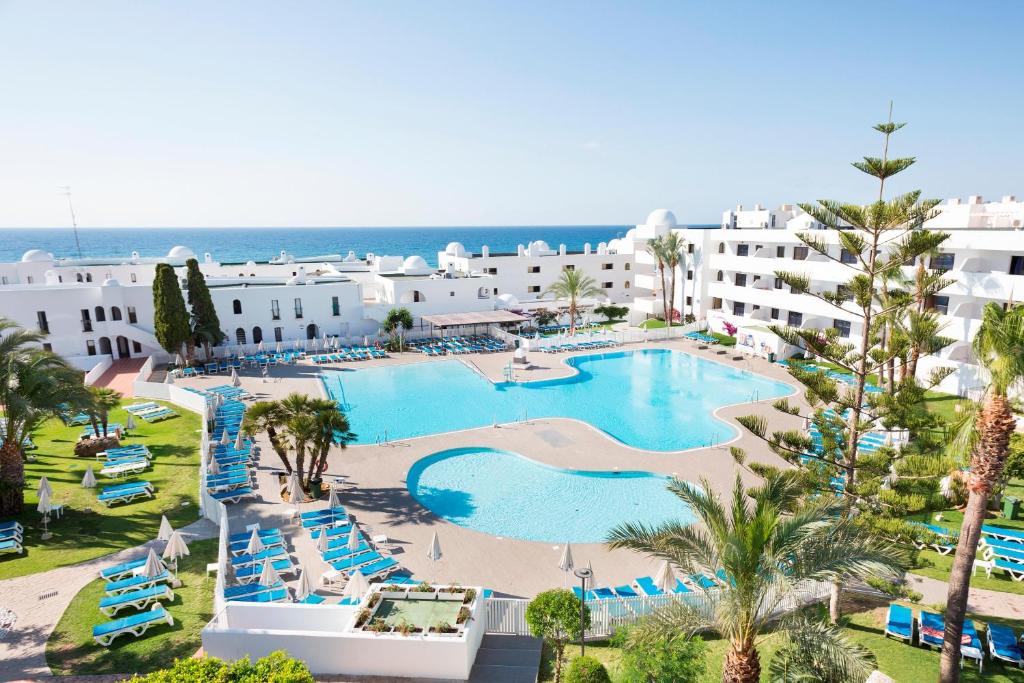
[322, 348, 792, 451]
[407, 447, 694, 543]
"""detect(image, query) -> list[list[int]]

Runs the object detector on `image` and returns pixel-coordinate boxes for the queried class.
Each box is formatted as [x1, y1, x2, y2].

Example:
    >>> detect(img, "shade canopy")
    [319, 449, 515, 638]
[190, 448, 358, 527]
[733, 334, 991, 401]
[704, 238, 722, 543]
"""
[38, 476, 53, 498]
[162, 530, 190, 562]
[245, 528, 265, 555]
[315, 526, 329, 554]
[654, 560, 676, 593]
[327, 486, 341, 510]
[234, 431, 245, 451]
[347, 526, 361, 553]
[220, 429, 230, 445]
[558, 543, 574, 573]
[126, 414, 136, 430]
[296, 565, 316, 601]
[421, 310, 527, 328]
[142, 548, 165, 578]
[207, 457, 221, 476]
[287, 471, 307, 504]
[36, 487, 52, 515]
[230, 368, 241, 387]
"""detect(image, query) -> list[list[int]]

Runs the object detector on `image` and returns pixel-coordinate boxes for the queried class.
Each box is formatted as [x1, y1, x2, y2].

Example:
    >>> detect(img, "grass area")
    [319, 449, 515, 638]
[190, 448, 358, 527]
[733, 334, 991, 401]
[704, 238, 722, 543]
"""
[0, 400, 202, 580]
[540, 602, 1024, 682]
[636, 318, 686, 330]
[46, 538, 216, 675]
[708, 332, 736, 347]
[924, 389, 969, 424]
[539, 321, 623, 336]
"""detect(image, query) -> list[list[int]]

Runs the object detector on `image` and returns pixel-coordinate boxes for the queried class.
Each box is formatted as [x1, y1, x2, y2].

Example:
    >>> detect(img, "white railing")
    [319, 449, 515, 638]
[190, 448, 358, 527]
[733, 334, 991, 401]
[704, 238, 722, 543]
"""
[83, 355, 114, 386]
[214, 515, 229, 615]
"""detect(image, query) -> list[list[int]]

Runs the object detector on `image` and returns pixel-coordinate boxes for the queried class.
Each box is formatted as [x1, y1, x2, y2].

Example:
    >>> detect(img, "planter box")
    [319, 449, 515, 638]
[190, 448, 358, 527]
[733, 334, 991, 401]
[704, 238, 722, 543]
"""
[380, 591, 408, 599]
[406, 592, 437, 601]
[437, 593, 464, 602]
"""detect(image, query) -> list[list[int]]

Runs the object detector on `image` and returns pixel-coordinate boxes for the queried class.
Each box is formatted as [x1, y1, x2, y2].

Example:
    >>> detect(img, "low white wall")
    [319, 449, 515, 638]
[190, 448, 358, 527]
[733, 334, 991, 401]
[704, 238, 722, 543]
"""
[82, 355, 114, 386]
[65, 353, 112, 374]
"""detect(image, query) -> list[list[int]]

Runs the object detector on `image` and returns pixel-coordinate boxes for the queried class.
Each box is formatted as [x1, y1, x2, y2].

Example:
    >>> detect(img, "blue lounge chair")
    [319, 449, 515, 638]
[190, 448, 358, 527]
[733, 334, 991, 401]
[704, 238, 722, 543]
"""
[572, 587, 598, 601]
[99, 557, 148, 581]
[223, 581, 283, 600]
[322, 542, 371, 562]
[299, 594, 326, 604]
[98, 484, 154, 506]
[210, 486, 254, 504]
[228, 526, 281, 543]
[234, 558, 296, 584]
[300, 505, 346, 520]
[994, 558, 1024, 581]
[347, 556, 398, 579]
[918, 610, 945, 650]
[229, 587, 289, 603]
[101, 480, 153, 494]
[883, 604, 914, 642]
[230, 546, 288, 569]
[310, 524, 353, 540]
[633, 576, 664, 596]
[104, 571, 171, 595]
[330, 550, 382, 572]
[0, 526, 23, 543]
[99, 584, 174, 617]
[93, 605, 174, 646]
[613, 585, 639, 598]
[986, 622, 1023, 667]
[961, 620, 984, 671]
[0, 538, 24, 555]
[982, 525, 1024, 543]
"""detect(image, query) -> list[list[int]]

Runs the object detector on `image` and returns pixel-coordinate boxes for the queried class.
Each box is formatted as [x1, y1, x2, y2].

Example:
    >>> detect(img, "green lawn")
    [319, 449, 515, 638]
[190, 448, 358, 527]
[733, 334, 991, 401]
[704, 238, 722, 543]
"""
[924, 389, 970, 424]
[708, 332, 736, 347]
[0, 400, 202, 580]
[46, 538, 216, 675]
[541, 603, 1024, 682]
[636, 318, 686, 330]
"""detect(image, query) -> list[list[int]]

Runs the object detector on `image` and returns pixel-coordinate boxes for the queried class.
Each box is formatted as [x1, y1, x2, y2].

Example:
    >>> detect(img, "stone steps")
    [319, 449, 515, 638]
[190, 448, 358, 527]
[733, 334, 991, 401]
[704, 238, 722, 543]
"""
[468, 634, 542, 683]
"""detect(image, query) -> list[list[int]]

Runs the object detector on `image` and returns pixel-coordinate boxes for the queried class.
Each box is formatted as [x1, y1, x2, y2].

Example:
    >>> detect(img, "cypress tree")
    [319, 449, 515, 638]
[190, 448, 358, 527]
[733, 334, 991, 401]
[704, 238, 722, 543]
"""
[153, 263, 191, 360]
[185, 258, 225, 360]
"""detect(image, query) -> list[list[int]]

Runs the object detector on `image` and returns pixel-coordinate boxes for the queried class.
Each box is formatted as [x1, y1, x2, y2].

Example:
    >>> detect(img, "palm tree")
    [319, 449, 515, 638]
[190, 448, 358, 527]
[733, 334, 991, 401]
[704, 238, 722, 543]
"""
[0, 318, 81, 514]
[240, 400, 292, 473]
[88, 386, 122, 438]
[285, 413, 318, 487]
[661, 232, 688, 323]
[939, 302, 1024, 682]
[305, 398, 356, 488]
[646, 235, 671, 324]
[383, 307, 414, 351]
[543, 269, 603, 336]
[607, 472, 903, 683]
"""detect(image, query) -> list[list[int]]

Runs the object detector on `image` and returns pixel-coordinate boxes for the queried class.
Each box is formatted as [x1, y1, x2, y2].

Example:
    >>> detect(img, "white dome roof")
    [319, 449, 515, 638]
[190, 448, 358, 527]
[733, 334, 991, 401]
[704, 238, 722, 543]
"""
[646, 209, 677, 229]
[528, 240, 550, 252]
[495, 293, 519, 309]
[21, 249, 52, 263]
[445, 242, 466, 257]
[167, 245, 195, 259]
[402, 255, 429, 270]
[343, 250, 358, 262]
[102, 277, 121, 287]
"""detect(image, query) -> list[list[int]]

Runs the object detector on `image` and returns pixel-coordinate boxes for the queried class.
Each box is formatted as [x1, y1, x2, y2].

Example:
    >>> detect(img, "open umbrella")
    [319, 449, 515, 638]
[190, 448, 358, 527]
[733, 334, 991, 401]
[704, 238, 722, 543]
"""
[142, 548, 165, 578]
[654, 560, 676, 593]
[38, 476, 53, 499]
[157, 515, 174, 542]
[258, 558, 281, 587]
[162, 530, 190, 572]
[296, 565, 316, 601]
[126, 414, 136, 431]
[315, 526, 329, 554]
[220, 428, 230, 446]
[327, 486, 340, 510]
[287, 470, 307, 505]
[347, 525, 361, 553]
[230, 367, 240, 387]
[343, 569, 370, 602]
[81, 466, 97, 489]
[245, 528, 266, 555]
[558, 543, 574, 586]
[234, 430, 245, 451]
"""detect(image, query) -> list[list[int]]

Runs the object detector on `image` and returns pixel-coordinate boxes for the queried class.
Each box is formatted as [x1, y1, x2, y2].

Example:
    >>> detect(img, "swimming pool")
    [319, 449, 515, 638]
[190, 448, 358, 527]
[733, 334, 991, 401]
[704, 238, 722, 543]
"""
[407, 447, 694, 543]
[322, 348, 792, 451]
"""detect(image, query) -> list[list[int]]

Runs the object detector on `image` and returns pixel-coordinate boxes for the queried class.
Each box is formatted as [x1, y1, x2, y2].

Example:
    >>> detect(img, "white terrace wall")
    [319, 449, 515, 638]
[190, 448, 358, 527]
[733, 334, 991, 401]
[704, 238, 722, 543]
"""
[82, 355, 114, 386]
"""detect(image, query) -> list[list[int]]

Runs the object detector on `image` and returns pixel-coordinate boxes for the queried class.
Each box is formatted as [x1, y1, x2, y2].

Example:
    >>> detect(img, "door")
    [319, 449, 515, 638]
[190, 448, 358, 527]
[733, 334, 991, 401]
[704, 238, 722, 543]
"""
[115, 336, 131, 359]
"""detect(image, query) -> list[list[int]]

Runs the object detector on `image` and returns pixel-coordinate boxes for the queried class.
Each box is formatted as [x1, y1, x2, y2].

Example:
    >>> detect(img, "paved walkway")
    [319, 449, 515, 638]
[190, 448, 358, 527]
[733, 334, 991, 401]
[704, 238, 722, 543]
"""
[0, 518, 217, 682]
[905, 573, 1024, 617]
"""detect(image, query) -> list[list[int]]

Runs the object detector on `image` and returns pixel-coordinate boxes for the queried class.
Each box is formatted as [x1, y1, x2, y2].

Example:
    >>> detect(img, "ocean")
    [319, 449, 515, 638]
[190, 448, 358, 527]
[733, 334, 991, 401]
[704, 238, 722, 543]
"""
[0, 226, 642, 266]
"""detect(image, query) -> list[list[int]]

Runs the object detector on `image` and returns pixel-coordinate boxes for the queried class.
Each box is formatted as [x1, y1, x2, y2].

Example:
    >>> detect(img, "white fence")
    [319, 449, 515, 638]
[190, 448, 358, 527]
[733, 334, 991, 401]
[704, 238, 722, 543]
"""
[495, 319, 707, 352]
[82, 355, 114, 386]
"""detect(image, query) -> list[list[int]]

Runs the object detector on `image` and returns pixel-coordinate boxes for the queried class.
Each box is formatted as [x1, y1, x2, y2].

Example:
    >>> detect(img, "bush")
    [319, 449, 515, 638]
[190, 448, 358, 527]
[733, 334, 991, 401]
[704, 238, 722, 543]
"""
[526, 589, 590, 683]
[564, 655, 611, 683]
[129, 651, 314, 683]
[593, 304, 629, 323]
[612, 626, 707, 683]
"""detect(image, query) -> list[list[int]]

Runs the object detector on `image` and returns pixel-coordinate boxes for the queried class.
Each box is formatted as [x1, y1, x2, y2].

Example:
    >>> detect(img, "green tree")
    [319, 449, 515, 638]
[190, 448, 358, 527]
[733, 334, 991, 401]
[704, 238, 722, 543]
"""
[185, 258, 225, 361]
[645, 235, 671, 324]
[304, 397, 356, 488]
[526, 589, 591, 683]
[534, 309, 558, 328]
[660, 231, 688, 322]
[382, 307, 414, 351]
[592, 304, 629, 323]
[241, 400, 292, 473]
[128, 650, 314, 682]
[544, 270, 603, 336]
[153, 263, 191, 362]
[564, 655, 611, 683]
[607, 471, 902, 683]
[768, 616, 876, 683]
[612, 625, 706, 683]
[940, 302, 1024, 682]
[0, 318, 82, 514]
[88, 386, 122, 437]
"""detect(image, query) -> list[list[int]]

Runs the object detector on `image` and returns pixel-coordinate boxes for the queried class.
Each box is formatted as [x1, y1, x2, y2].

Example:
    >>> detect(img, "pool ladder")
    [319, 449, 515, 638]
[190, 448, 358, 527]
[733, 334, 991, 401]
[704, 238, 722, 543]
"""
[749, 389, 760, 403]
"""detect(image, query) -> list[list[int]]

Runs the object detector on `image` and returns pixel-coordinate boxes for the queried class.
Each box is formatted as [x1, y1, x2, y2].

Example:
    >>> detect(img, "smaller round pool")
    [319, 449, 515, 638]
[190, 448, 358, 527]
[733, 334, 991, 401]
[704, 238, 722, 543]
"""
[407, 447, 695, 543]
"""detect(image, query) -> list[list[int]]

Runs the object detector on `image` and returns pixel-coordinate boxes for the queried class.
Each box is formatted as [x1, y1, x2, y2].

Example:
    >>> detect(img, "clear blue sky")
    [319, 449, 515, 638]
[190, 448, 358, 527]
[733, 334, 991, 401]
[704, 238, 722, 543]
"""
[1, 1, 1021, 227]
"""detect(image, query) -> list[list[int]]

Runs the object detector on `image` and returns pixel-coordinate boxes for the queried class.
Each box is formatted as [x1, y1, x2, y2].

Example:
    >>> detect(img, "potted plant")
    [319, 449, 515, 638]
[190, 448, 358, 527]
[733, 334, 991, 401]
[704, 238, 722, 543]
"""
[367, 618, 391, 635]
[462, 588, 477, 605]
[367, 592, 381, 609]
[395, 619, 422, 637]
[354, 608, 372, 628]
[456, 606, 472, 626]
[430, 620, 459, 637]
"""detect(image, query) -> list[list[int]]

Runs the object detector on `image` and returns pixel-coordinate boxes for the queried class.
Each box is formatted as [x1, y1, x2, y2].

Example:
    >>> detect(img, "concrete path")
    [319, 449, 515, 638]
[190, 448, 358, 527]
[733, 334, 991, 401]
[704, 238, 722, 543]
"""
[0, 518, 217, 682]
[905, 572, 1024, 617]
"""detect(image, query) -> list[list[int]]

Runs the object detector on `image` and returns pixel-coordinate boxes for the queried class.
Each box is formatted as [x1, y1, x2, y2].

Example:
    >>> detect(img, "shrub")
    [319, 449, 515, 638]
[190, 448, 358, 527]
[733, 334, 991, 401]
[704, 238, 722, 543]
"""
[612, 626, 706, 683]
[593, 304, 629, 323]
[129, 651, 313, 683]
[723, 321, 737, 336]
[564, 655, 611, 683]
[456, 606, 472, 624]
[535, 309, 559, 327]
[462, 588, 477, 604]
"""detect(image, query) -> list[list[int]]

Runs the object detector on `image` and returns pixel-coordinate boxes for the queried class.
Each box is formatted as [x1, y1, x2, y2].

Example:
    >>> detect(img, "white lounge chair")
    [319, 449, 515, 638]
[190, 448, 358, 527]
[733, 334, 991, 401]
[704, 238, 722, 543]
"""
[92, 605, 174, 646]
[99, 584, 174, 617]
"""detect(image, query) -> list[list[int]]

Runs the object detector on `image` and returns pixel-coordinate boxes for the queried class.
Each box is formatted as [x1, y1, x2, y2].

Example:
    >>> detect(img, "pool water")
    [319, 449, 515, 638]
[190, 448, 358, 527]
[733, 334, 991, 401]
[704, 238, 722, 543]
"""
[322, 348, 791, 451]
[407, 447, 694, 543]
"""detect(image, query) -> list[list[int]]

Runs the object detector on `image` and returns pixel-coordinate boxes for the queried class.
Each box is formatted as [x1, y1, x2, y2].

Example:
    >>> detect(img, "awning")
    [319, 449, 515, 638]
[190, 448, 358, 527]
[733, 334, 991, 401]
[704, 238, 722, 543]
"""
[420, 311, 528, 328]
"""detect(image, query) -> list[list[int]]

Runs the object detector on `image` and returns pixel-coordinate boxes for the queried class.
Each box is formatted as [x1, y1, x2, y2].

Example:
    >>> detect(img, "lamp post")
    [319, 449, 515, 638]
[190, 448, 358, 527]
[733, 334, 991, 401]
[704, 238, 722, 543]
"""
[573, 567, 592, 657]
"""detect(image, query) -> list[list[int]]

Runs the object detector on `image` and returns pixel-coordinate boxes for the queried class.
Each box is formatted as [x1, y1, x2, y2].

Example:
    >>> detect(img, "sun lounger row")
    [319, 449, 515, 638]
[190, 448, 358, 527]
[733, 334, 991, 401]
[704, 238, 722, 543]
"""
[685, 331, 719, 344]
[539, 339, 620, 353]
[884, 604, 989, 670]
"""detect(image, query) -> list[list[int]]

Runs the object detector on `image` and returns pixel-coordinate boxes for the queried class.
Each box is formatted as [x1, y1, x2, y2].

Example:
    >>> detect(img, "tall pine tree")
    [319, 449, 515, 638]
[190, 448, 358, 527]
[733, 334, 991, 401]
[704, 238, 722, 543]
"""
[185, 258, 225, 361]
[153, 263, 191, 362]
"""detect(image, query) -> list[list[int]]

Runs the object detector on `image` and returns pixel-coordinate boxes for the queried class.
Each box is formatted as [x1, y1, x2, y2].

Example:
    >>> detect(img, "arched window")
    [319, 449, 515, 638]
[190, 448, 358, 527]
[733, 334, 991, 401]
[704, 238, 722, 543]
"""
[233, 299, 242, 315]
[624, 263, 631, 271]
[86, 273, 93, 282]
[718, 243, 725, 254]
[235, 327, 247, 345]
[110, 306, 122, 321]
[76, 273, 83, 283]
[252, 326, 263, 344]
[399, 290, 426, 304]
[624, 281, 630, 289]
[94, 306, 106, 322]
[716, 271, 724, 282]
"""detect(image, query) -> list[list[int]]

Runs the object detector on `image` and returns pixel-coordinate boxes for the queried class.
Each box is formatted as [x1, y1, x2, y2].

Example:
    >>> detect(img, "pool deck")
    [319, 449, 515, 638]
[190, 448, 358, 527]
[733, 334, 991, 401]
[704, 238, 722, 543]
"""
[178, 338, 810, 598]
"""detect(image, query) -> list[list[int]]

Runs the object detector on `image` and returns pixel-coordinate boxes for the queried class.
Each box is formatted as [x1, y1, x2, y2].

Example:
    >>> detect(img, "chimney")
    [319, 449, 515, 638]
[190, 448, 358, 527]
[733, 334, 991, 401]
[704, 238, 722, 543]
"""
[736, 204, 743, 212]
[583, 243, 591, 255]
[968, 195, 983, 205]
[1002, 195, 1017, 203]
[948, 197, 961, 205]
[753, 203, 763, 211]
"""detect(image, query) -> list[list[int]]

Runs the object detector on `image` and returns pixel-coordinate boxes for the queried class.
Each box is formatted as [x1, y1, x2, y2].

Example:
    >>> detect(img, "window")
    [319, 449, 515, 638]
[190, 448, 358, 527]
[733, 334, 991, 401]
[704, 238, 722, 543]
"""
[716, 271, 724, 282]
[26, 275, 33, 284]
[563, 264, 575, 271]
[233, 299, 242, 315]
[528, 285, 541, 293]
[733, 302, 746, 315]
[252, 326, 263, 344]
[1010, 256, 1024, 276]
[81, 309, 92, 332]
[127, 306, 137, 324]
[36, 311, 48, 333]
[624, 281, 630, 289]
[76, 274, 83, 283]
[528, 266, 540, 273]
[930, 253, 954, 272]
[787, 311, 803, 326]
[85, 273, 91, 282]
[450, 291, 455, 296]
[776, 246, 785, 258]
[737, 244, 749, 256]
[485, 267, 498, 275]
[770, 308, 780, 320]
[774, 277, 783, 289]
[687, 270, 693, 281]
[793, 247, 808, 261]
[111, 306, 122, 321]
[274, 326, 283, 342]
[685, 296, 692, 306]
[840, 249, 857, 264]
[132, 341, 142, 353]
[771, 214, 777, 228]
[1, 276, 7, 285]
[331, 296, 340, 316]
[271, 299, 280, 320]
[930, 295, 950, 315]
[687, 244, 694, 254]
[86, 340, 96, 356]
[130, 273, 137, 283]
[601, 263, 613, 270]
[834, 319, 851, 337]
[43, 343, 52, 352]
[294, 298, 303, 319]
[712, 297, 723, 310]
[717, 243, 725, 254]
[601, 281, 613, 289]
[625, 263, 631, 271]
[735, 274, 747, 287]
[94, 306, 106, 322]
[235, 328, 247, 345]
[836, 285, 851, 301]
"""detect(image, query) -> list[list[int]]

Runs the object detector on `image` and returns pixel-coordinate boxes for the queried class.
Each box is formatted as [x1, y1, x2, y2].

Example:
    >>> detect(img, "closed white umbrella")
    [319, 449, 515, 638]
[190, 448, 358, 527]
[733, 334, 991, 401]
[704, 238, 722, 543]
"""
[558, 543, 574, 586]
[220, 428, 230, 445]
[654, 560, 676, 593]
[427, 531, 442, 562]
[230, 367, 241, 387]
[162, 530, 190, 572]
[257, 340, 265, 352]
[142, 548, 165, 578]
[343, 569, 371, 602]
[287, 470, 307, 504]
[81, 466, 97, 489]
[207, 457, 221, 476]
[315, 526, 329, 554]
[234, 430, 244, 451]
[258, 558, 281, 587]
[347, 525, 361, 553]
[327, 486, 340, 510]
[37, 487, 52, 538]
[296, 565, 316, 601]
[38, 476, 53, 499]
[165, 370, 174, 384]
[585, 560, 597, 591]
[245, 528, 266, 555]
[157, 515, 174, 542]
[175, 353, 184, 367]
[126, 414, 136, 431]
